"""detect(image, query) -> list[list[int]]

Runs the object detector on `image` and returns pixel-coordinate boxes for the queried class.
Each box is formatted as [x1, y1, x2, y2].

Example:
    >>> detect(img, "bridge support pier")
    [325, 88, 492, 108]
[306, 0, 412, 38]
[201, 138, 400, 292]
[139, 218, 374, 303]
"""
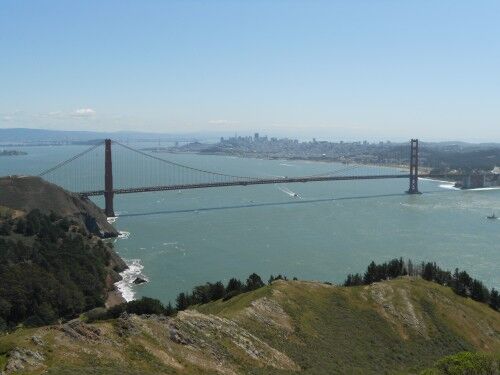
[407, 138, 421, 194]
[104, 139, 115, 217]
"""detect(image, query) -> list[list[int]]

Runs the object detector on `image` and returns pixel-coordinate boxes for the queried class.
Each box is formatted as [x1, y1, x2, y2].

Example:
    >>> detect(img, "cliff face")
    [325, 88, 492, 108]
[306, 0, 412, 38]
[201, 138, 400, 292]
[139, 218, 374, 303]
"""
[1, 278, 498, 374]
[0, 175, 118, 238]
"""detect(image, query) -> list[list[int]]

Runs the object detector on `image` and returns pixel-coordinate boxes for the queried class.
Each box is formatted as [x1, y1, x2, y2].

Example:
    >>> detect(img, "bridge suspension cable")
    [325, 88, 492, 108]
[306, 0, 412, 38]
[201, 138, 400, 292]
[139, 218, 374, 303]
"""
[112, 140, 258, 181]
[38, 141, 104, 177]
[36, 138, 416, 209]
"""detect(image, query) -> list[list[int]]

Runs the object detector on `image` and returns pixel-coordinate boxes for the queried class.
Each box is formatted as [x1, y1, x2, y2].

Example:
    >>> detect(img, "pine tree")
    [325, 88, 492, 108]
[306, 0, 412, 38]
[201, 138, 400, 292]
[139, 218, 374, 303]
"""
[471, 279, 490, 303]
[165, 302, 175, 316]
[226, 278, 243, 293]
[210, 281, 225, 300]
[363, 261, 377, 284]
[245, 273, 264, 291]
[407, 259, 414, 276]
[489, 289, 499, 311]
[175, 292, 189, 311]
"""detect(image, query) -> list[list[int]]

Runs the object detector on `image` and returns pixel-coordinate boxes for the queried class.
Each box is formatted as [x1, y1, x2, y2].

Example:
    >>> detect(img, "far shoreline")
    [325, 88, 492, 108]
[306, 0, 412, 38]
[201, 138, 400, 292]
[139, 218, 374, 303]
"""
[146, 148, 452, 180]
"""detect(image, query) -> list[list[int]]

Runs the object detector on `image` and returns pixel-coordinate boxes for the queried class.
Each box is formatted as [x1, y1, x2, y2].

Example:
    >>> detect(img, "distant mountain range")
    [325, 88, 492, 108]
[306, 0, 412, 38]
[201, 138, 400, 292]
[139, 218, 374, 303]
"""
[0, 128, 205, 143]
[1, 127, 500, 147]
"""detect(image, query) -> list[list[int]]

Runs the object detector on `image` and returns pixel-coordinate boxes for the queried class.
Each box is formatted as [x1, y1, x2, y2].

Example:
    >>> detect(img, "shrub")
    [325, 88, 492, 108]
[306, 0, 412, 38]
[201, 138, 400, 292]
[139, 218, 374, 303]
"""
[0, 222, 11, 236]
[84, 307, 109, 323]
[126, 297, 165, 315]
[421, 352, 499, 375]
[106, 297, 169, 320]
[107, 304, 126, 319]
[222, 290, 241, 301]
[0, 317, 7, 333]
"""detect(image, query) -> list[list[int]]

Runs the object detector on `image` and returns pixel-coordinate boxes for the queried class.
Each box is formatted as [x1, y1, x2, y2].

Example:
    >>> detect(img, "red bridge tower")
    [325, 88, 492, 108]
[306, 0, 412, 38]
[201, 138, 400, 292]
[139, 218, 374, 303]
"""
[408, 139, 420, 194]
[104, 139, 115, 217]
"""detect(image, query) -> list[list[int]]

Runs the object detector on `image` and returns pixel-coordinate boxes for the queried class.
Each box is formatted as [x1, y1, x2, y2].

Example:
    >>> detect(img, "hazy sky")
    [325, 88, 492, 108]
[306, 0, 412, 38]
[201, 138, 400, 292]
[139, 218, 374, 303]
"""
[1, 1, 499, 141]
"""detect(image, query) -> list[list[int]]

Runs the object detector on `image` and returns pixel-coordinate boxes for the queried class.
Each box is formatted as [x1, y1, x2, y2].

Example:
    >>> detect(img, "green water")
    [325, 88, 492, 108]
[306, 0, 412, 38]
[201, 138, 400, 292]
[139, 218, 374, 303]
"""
[1, 145, 499, 303]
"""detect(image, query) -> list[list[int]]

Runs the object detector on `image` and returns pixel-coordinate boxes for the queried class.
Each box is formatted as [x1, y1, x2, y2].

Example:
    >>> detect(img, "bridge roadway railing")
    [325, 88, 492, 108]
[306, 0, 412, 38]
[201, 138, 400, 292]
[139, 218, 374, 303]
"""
[78, 173, 412, 197]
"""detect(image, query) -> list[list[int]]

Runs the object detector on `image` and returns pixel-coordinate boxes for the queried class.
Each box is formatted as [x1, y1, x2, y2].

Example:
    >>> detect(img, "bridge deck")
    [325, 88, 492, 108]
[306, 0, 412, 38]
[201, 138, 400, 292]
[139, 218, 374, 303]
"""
[79, 174, 415, 196]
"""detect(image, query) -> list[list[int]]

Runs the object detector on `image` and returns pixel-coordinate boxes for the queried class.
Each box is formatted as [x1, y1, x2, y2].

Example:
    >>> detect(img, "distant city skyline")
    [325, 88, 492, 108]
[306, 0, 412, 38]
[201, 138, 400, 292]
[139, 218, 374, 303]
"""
[1, 1, 499, 142]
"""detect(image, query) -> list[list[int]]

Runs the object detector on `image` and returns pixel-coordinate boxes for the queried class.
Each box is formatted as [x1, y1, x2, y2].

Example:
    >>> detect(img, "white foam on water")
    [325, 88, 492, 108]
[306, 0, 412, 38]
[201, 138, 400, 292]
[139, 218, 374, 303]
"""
[115, 259, 148, 302]
[419, 177, 455, 183]
[279, 163, 295, 167]
[467, 187, 500, 191]
[439, 184, 460, 190]
[118, 231, 130, 239]
[107, 216, 118, 224]
[420, 177, 500, 192]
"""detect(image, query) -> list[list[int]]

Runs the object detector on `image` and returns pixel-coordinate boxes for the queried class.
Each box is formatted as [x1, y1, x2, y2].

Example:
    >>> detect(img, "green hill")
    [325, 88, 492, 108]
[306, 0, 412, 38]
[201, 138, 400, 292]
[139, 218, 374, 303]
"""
[0, 176, 118, 238]
[1, 278, 498, 374]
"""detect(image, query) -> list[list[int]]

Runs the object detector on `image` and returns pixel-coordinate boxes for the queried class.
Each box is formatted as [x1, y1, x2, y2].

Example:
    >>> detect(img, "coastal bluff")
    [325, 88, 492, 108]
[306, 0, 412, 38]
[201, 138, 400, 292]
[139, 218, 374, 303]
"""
[0, 175, 118, 238]
[0, 175, 129, 327]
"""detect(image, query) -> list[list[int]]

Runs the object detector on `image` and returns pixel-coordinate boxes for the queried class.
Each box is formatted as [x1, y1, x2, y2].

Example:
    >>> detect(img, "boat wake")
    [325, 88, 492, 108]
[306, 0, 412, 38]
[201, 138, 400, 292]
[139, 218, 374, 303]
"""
[439, 184, 460, 190]
[277, 186, 301, 198]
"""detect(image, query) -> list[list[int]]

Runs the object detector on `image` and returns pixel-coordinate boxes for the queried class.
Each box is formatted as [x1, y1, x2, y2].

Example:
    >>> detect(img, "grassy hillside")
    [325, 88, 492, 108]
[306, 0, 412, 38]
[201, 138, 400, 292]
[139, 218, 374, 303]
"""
[1, 278, 498, 374]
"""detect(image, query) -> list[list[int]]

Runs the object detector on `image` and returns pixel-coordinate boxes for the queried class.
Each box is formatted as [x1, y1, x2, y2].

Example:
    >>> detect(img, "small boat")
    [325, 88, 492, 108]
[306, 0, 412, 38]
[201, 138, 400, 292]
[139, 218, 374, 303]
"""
[487, 213, 497, 219]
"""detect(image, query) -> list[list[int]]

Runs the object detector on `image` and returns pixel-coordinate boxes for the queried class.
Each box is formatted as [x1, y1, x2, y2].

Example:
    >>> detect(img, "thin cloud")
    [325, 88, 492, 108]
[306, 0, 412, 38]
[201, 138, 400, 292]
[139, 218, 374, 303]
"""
[208, 119, 239, 125]
[73, 108, 96, 117]
[47, 111, 63, 117]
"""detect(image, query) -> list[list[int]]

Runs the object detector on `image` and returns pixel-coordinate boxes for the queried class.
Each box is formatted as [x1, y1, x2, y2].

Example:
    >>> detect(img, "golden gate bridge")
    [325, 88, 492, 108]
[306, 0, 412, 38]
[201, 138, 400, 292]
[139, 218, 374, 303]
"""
[39, 139, 423, 217]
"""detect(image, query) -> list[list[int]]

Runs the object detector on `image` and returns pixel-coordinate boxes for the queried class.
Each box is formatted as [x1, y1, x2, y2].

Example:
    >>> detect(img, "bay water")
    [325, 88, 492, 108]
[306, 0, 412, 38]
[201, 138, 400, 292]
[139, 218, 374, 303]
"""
[1, 144, 499, 304]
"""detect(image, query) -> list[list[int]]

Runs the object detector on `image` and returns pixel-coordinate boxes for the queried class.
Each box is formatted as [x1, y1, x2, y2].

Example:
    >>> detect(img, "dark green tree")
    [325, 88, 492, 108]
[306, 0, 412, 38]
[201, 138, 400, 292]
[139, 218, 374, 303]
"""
[175, 292, 189, 311]
[489, 288, 499, 310]
[363, 261, 378, 284]
[245, 273, 264, 291]
[165, 302, 175, 316]
[0, 221, 11, 235]
[226, 278, 243, 293]
[126, 297, 166, 315]
[210, 281, 225, 300]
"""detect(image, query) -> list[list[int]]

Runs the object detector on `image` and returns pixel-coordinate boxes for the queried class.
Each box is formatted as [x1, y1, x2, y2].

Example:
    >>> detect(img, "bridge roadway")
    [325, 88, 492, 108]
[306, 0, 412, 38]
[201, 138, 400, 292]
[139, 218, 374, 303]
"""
[79, 173, 417, 197]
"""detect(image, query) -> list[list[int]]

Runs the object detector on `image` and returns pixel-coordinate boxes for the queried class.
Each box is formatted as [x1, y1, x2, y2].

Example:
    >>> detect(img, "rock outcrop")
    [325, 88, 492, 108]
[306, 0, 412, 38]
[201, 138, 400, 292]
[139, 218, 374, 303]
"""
[4, 348, 45, 373]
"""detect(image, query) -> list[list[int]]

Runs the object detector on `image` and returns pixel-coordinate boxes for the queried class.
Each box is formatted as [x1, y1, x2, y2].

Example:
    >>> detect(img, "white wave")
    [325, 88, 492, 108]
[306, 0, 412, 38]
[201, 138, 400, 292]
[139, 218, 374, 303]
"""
[439, 184, 460, 190]
[419, 177, 456, 184]
[107, 216, 118, 224]
[279, 163, 295, 167]
[420, 177, 500, 191]
[115, 259, 148, 302]
[118, 231, 130, 239]
[466, 187, 500, 191]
